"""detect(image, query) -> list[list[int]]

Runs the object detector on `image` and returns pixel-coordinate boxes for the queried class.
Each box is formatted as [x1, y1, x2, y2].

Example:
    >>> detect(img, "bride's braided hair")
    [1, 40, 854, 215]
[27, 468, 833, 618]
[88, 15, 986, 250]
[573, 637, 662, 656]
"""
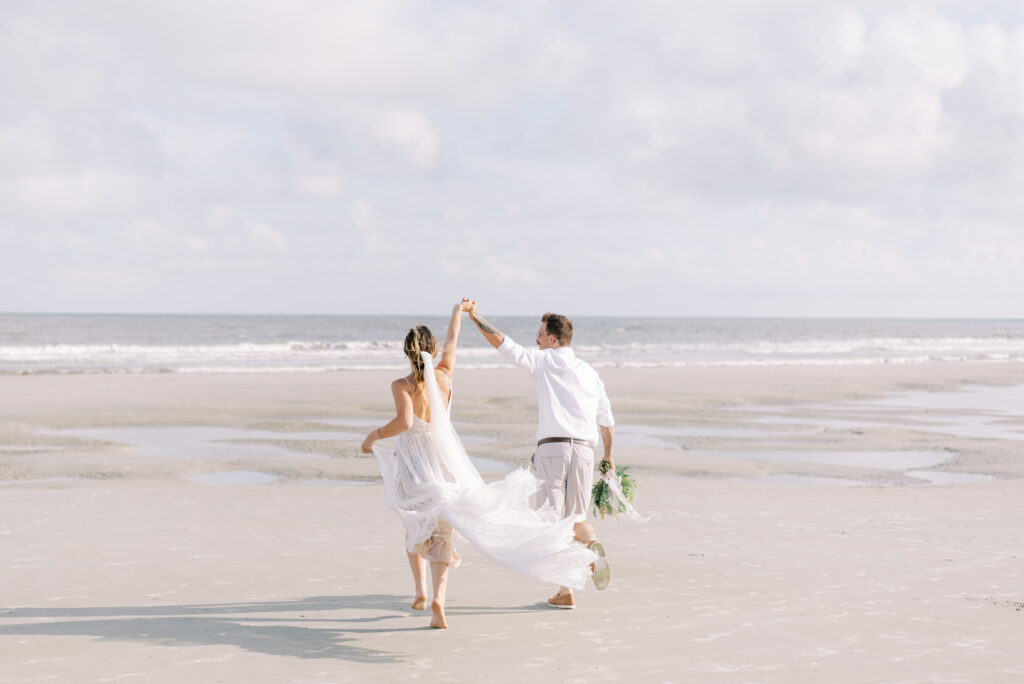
[404, 325, 437, 384]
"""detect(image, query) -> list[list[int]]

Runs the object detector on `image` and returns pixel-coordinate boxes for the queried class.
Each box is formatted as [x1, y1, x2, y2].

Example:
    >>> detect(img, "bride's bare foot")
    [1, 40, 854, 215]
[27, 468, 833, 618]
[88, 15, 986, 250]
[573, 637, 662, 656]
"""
[412, 596, 427, 610]
[429, 599, 448, 629]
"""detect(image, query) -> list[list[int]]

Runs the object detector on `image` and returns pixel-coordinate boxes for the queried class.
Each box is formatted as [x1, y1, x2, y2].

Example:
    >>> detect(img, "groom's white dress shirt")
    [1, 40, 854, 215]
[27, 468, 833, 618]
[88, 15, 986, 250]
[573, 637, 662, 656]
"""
[497, 336, 615, 443]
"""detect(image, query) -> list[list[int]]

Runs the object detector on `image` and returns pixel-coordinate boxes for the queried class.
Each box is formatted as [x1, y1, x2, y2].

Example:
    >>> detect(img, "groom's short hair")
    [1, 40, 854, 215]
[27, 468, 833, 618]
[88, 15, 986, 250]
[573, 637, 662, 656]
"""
[542, 313, 573, 346]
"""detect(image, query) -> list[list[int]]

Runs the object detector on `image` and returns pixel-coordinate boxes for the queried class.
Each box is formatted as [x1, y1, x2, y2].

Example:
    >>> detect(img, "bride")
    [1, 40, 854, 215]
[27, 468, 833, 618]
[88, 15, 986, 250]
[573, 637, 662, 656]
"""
[361, 300, 596, 629]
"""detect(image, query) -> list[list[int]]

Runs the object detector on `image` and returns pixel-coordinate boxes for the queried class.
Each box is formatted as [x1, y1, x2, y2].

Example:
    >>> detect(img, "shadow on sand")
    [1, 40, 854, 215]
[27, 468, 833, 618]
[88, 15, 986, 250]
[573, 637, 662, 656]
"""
[0, 595, 547, 664]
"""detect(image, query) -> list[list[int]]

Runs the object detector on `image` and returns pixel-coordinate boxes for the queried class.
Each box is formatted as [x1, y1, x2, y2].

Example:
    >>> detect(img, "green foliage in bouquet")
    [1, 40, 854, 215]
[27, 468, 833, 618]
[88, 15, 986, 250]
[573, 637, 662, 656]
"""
[591, 460, 638, 520]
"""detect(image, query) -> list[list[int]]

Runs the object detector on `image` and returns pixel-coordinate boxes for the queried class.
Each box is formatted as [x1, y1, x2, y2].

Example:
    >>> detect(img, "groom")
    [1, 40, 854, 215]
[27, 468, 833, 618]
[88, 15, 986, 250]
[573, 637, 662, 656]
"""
[467, 302, 615, 609]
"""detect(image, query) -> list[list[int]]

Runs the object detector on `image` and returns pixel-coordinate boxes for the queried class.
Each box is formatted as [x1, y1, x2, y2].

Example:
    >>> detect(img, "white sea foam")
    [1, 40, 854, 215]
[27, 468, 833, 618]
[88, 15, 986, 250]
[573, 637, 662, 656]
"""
[2, 315, 1022, 374]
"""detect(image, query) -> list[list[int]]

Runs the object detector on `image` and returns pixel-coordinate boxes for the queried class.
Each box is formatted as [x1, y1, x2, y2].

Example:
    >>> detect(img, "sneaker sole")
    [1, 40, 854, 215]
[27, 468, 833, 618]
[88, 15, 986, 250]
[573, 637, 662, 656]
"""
[591, 542, 611, 590]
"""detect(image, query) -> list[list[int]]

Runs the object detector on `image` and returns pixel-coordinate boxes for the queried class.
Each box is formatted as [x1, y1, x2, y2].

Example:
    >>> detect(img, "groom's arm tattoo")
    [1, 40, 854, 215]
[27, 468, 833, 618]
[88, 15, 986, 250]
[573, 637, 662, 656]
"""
[471, 314, 499, 335]
[470, 312, 504, 348]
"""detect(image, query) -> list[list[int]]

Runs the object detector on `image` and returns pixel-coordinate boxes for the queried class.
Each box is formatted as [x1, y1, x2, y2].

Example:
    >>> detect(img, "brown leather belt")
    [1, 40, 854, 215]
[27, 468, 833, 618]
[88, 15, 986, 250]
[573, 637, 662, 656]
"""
[537, 437, 595, 449]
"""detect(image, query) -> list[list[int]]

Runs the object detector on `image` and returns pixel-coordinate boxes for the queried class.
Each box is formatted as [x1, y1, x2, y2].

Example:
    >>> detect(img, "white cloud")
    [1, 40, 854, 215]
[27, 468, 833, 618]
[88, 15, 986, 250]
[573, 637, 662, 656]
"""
[373, 110, 440, 169]
[2, 1, 1024, 316]
[248, 224, 289, 254]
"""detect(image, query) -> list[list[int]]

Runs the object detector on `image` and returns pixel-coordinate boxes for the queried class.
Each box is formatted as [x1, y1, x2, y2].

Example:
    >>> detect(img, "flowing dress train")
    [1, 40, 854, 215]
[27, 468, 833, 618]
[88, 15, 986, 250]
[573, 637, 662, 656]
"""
[373, 352, 595, 589]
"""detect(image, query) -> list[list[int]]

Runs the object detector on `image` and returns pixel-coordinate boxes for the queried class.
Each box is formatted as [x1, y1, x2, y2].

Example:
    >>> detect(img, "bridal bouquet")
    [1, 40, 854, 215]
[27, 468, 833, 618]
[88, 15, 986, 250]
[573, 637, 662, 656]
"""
[591, 460, 645, 521]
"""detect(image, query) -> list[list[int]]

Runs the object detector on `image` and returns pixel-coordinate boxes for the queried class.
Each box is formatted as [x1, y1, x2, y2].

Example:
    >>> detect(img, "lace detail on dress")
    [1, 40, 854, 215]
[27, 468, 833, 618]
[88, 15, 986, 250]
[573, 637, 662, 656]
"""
[405, 414, 431, 434]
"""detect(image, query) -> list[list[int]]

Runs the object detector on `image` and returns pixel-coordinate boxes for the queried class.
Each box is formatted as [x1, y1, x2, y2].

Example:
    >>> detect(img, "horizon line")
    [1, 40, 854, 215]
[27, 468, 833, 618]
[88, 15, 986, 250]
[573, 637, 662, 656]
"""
[3, 311, 1024, 321]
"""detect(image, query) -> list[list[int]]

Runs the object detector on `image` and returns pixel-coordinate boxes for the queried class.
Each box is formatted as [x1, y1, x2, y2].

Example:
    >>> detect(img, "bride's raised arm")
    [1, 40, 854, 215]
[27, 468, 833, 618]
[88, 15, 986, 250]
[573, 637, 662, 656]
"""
[435, 299, 472, 376]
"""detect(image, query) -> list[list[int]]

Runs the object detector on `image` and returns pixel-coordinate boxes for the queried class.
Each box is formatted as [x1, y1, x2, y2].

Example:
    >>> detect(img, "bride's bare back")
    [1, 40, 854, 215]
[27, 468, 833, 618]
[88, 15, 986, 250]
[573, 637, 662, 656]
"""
[405, 370, 452, 424]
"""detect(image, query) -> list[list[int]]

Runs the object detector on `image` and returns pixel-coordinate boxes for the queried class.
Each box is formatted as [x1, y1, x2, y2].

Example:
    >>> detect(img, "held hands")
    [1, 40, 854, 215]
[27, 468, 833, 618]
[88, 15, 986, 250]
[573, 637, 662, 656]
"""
[457, 298, 475, 313]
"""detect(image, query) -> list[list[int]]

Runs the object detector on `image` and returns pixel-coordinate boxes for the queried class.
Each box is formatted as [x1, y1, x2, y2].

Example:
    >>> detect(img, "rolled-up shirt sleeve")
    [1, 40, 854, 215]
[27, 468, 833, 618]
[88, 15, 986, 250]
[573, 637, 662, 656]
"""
[497, 336, 541, 373]
[596, 379, 615, 428]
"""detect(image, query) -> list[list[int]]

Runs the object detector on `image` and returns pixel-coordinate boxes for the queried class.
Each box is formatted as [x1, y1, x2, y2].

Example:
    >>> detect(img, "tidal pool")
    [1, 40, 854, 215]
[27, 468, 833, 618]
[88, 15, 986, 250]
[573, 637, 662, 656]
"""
[737, 474, 865, 487]
[189, 471, 279, 486]
[905, 470, 997, 485]
[45, 425, 362, 461]
[698, 450, 949, 470]
[735, 384, 1024, 443]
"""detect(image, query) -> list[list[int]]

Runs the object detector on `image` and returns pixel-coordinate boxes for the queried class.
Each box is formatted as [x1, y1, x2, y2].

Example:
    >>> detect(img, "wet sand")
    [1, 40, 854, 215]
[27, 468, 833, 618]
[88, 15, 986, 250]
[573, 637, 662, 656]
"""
[2, 362, 1023, 682]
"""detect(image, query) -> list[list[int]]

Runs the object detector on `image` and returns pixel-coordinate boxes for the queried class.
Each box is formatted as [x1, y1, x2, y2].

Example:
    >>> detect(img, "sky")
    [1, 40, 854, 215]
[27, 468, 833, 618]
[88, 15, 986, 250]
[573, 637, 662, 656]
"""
[3, 1, 1024, 317]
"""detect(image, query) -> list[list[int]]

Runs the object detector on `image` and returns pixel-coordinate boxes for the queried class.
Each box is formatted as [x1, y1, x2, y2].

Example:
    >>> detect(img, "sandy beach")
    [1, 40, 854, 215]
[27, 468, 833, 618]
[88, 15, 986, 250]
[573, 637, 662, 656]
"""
[2, 362, 1024, 682]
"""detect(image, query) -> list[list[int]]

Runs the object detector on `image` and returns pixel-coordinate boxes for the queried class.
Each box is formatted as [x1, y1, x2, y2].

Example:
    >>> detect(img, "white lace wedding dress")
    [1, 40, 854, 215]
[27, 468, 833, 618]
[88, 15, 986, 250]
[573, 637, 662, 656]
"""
[373, 352, 595, 589]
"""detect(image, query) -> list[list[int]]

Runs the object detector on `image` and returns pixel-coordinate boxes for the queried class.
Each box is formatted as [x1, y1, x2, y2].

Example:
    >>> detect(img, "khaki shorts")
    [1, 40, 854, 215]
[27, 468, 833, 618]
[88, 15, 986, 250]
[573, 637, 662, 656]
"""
[531, 441, 595, 524]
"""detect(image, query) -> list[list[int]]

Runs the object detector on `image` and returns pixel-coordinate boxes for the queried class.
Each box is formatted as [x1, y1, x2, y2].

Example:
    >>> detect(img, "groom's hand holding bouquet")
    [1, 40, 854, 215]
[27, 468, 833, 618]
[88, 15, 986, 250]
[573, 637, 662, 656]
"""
[591, 458, 644, 521]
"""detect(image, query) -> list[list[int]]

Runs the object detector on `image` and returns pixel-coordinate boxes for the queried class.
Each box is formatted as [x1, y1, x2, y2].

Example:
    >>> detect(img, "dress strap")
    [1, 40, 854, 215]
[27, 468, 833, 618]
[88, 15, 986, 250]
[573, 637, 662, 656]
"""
[402, 376, 413, 393]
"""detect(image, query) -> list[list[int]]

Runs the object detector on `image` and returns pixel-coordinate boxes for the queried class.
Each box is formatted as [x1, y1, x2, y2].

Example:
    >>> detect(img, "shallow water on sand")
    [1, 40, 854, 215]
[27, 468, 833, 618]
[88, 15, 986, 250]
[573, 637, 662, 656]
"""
[724, 383, 1024, 486]
[905, 470, 997, 485]
[737, 474, 866, 487]
[744, 385, 1024, 441]
[189, 471, 279, 486]
[616, 423, 810, 445]
[45, 426, 361, 461]
[702, 449, 949, 470]
[42, 424, 511, 477]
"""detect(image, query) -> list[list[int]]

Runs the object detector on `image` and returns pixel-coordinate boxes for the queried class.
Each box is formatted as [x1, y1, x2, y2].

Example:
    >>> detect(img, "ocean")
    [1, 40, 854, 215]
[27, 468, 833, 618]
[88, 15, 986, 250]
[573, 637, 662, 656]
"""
[2, 314, 1024, 374]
